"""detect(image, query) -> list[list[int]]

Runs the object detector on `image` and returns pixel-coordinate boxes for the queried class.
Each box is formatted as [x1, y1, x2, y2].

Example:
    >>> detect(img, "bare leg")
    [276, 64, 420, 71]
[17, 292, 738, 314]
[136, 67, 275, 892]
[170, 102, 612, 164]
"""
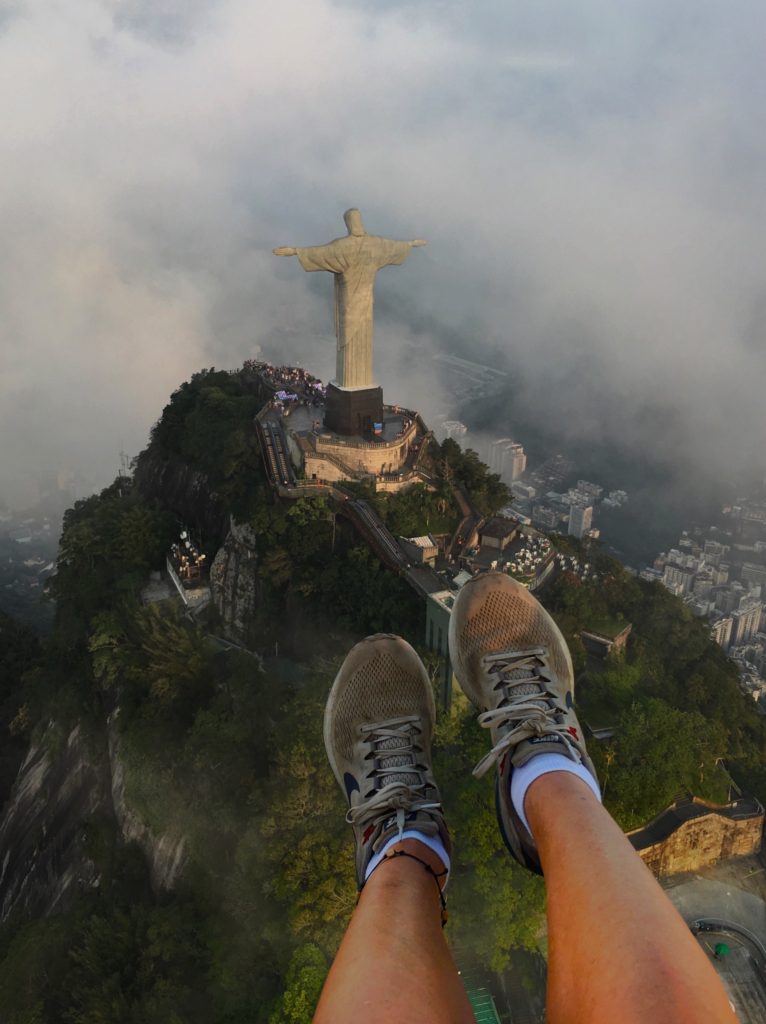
[526, 772, 738, 1024]
[313, 838, 474, 1024]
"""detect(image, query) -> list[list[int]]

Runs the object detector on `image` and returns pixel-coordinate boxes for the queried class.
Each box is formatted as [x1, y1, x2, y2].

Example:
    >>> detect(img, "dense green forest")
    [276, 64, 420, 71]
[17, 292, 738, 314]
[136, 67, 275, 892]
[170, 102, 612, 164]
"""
[0, 367, 763, 1022]
[542, 546, 766, 826]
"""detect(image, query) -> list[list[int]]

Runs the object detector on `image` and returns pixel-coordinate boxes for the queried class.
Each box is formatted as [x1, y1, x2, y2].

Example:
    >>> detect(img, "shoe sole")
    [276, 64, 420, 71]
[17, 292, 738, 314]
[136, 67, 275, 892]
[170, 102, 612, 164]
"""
[323, 633, 436, 790]
[448, 571, 574, 710]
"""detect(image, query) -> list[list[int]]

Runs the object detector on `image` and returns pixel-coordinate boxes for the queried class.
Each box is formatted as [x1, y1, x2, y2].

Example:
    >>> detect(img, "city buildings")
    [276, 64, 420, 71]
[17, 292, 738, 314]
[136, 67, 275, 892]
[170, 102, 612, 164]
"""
[576, 480, 604, 501]
[662, 554, 696, 596]
[742, 562, 766, 587]
[568, 504, 593, 540]
[703, 539, 729, 566]
[532, 504, 566, 532]
[731, 596, 763, 647]
[488, 438, 527, 484]
[648, 504, 766, 709]
[528, 454, 575, 491]
[511, 482, 536, 500]
[710, 616, 733, 650]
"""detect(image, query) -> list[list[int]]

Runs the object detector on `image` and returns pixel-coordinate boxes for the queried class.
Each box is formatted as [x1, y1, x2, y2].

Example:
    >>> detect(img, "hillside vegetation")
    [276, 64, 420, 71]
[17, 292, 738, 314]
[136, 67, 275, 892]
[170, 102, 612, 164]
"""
[0, 367, 763, 1023]
[543, 550, 765, 827]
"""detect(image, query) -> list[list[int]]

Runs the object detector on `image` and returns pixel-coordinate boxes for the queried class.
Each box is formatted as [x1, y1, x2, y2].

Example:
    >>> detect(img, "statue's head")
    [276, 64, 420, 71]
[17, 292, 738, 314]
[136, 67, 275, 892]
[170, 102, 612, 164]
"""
[344, 208, 366, 236]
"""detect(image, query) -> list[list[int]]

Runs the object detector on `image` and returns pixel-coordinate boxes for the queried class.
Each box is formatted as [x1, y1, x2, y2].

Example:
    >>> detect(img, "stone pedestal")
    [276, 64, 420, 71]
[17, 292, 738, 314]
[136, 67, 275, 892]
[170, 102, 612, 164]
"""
[324, 382, 383, 437]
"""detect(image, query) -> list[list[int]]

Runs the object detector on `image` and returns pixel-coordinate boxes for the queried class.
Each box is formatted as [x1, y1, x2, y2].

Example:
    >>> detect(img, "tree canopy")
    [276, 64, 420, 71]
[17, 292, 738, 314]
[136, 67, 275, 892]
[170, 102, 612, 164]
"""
[2, 367, 764, 1021]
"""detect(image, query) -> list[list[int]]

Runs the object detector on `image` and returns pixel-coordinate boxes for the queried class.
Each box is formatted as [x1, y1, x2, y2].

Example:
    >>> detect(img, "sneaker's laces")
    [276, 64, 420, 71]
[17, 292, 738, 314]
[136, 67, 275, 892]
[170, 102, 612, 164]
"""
[472, 647, 576, 778]
[346, 715, 441, 850]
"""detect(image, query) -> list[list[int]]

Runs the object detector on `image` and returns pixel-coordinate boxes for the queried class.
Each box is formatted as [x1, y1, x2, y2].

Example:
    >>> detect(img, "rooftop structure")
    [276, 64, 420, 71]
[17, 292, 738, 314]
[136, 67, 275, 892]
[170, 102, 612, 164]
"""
[252, 361, 431, 493]
[399, 535, 439, 566]
[478, 516, 519, 551]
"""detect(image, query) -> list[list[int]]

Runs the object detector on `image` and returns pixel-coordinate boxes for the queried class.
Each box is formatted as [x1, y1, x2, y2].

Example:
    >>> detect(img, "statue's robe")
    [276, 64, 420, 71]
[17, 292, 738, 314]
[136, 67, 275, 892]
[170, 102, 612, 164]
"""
[295, 234, 412, 389]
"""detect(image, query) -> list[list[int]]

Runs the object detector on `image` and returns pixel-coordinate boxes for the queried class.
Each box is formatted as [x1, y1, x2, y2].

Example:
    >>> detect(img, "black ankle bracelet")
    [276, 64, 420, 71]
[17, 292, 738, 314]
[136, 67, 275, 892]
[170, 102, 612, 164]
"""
[381, 848, 449, 928]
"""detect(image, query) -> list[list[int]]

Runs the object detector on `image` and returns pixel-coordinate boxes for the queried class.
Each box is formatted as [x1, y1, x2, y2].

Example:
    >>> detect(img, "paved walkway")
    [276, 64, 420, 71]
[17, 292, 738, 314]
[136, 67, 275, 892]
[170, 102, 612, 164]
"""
[695, 929, 766, 1024]
[662, 858, 766, 1023]
[665, 876, 766, 946]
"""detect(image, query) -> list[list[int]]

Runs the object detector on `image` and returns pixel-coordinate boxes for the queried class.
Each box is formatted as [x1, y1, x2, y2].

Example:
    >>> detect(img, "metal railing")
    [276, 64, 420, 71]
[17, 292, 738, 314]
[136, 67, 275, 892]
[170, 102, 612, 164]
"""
[315, 425, 416, 451]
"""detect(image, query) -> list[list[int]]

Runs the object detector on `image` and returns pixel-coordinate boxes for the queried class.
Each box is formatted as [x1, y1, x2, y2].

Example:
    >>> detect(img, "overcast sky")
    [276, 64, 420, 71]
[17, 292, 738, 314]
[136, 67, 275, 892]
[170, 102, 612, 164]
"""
[2, 0, 765, 507]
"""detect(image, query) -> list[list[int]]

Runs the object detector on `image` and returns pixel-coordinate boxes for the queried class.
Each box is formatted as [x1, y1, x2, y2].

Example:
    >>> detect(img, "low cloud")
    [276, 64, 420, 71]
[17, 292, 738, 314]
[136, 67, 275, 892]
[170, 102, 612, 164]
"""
[1, 0, 765, 507]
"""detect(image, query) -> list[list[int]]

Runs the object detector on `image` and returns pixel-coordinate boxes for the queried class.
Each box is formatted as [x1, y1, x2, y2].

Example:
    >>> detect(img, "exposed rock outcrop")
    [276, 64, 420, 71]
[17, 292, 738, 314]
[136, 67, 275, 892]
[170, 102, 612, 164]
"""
[107, 713, 186, 892]
[134, 451, 228, 547]
[210, 517, 259, 640]
[0, 716, 188, 923]
[0, 724, 108, 923]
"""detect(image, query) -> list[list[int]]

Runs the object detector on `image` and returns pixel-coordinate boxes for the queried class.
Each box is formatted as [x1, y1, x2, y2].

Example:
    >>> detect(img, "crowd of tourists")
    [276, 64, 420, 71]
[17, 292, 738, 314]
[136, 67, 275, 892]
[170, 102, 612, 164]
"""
[243, 359, 319, 390]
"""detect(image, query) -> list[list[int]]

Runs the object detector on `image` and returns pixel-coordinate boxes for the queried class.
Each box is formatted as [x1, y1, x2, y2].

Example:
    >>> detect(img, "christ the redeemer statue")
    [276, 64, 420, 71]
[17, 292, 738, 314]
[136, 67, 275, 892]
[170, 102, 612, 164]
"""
[274, 208, 425, 390]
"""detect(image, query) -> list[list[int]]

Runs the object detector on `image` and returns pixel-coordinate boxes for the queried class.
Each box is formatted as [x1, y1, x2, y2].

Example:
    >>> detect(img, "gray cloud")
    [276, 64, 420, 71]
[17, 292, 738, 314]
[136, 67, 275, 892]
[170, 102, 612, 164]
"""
[108, 0, 220, 48]
[1, 0, 765, 507]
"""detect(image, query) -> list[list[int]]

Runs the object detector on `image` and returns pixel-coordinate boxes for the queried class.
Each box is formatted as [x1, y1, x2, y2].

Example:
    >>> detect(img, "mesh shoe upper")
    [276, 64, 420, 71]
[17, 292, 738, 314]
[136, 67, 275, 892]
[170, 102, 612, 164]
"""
[324, 634, 450, 887]
[451, 579, 574, 710]
[448, 572, 598, 873]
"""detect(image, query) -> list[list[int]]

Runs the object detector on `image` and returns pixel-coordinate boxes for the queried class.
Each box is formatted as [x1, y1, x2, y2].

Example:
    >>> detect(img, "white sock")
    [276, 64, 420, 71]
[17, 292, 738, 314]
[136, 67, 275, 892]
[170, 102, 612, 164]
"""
[510, 753, 602, 839]
[364, 830, 451, 883]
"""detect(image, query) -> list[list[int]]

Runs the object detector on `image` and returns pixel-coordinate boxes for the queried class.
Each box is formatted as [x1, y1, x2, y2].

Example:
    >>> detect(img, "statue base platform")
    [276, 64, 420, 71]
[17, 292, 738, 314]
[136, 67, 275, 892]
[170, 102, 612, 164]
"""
[324, 382, 383, 437]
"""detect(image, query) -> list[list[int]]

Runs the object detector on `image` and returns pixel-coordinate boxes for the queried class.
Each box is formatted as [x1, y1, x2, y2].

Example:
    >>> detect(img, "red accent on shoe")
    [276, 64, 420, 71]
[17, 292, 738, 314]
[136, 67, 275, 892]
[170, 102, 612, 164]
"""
[363, 824, 375, 844]
[567, 726, 579, 740]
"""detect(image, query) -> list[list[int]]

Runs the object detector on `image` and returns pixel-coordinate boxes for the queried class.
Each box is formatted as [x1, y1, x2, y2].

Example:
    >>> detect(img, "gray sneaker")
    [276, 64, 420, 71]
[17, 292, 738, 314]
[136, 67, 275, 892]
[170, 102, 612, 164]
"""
[448, 571, 598, 874]
[323, 634, 451, 888]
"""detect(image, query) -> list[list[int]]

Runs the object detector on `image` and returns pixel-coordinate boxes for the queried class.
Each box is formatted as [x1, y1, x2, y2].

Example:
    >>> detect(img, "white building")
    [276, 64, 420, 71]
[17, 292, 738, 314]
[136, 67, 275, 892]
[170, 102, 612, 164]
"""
[703, 539, 729, 566]
[731, 597, 763, 647]
[441, 420, 468, 441]
[489, 439, 527, 484]
[511, 481, 536, 500]
[568, 504, 593, 540]
[662, 562, 696, 596]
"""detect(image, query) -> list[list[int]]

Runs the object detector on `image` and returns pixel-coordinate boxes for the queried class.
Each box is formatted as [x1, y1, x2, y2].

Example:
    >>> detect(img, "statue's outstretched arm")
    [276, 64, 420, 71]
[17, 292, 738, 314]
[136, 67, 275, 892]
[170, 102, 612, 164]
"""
[273, 247, 297, 256]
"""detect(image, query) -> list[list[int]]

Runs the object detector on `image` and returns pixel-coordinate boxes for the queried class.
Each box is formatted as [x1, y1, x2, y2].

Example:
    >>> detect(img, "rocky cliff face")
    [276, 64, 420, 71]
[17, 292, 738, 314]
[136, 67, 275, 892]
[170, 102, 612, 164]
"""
[0, 716, 186, 923]
[107, 713, 186, 892]
[134, 451, 228, 547]
[209, 517, 259, 641]
[0, 724, 107, 923]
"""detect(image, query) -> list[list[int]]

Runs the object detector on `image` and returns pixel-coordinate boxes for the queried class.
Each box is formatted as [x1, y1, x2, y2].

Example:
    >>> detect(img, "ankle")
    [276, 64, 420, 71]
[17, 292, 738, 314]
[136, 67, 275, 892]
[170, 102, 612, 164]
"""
[365, 838, 450, 927]
[387, 838, 449, 883]
[365, 831, 450, 884]
[511, 754, 601, 841]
